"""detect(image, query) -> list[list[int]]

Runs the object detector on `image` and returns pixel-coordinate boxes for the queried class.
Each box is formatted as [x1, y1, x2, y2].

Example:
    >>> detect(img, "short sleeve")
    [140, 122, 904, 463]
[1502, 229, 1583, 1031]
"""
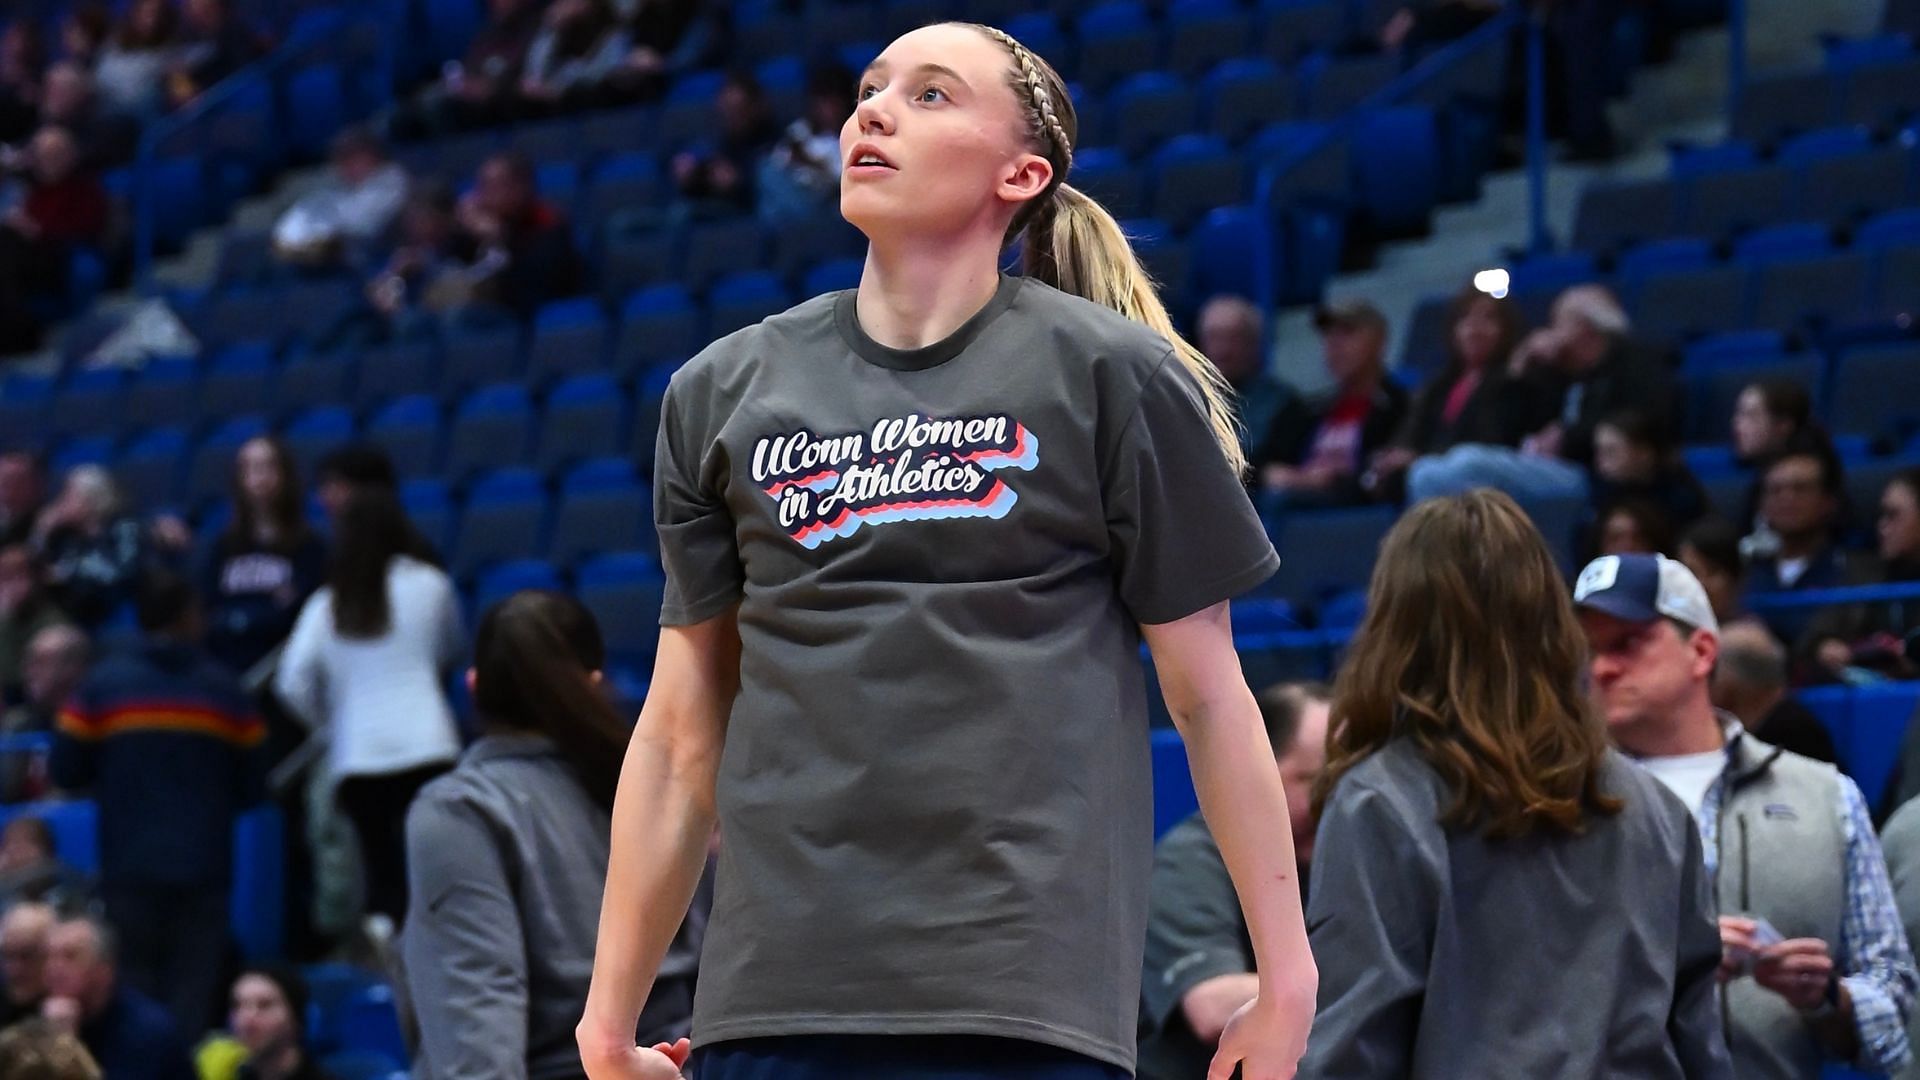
[1104, 354, 1279, 625]
[1141, 820, 1253, 1032]
[653, 374, 745, 626]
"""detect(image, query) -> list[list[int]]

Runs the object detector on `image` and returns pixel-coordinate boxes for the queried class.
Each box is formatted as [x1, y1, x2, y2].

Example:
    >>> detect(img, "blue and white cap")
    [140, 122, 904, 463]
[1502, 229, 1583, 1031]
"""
[1572, 553, 1720, 635]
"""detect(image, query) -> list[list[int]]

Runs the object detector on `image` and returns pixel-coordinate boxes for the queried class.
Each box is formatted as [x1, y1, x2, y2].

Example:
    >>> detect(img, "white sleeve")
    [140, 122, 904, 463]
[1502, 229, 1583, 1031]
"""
[273, 594, 329, 729]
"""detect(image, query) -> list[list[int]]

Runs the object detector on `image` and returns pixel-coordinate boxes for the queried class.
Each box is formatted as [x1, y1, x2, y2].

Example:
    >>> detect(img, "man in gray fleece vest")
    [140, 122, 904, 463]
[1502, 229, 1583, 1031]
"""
[1577, 552, 1918, 1078]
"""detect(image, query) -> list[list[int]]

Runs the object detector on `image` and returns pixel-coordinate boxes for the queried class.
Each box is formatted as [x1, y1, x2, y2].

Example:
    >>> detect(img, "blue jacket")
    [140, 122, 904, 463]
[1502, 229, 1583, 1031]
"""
[80, 985, 197, 1080]
[51, 638, 263, 888]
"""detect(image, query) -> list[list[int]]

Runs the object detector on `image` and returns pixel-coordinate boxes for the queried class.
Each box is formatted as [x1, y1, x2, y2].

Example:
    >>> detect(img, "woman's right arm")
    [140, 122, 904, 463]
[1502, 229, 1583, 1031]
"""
[578, 607, 741, 1078]
[272, 596, 327, 729]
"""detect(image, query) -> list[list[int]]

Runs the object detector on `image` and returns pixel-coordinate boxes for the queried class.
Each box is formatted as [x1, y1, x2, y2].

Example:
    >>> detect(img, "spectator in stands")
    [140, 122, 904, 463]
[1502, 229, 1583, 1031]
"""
[671, 69, 778, 214]
[1254, 298, 1408, 507]
[405, 0, 547, 135]
[1304, 493, 1729, 1077]
[1592, 409, 1707, 534]
[454, 151, 583, 317]
[1577, 552, 1918, 1079]
[3, 624, 89, 801]
[0, 22, 45, 147]
[92, 0, 179, 120]
[164, 0, 260, 111]
[36, 63, 134, 170]
[0, 125, 112, 346]
[1747, 439, 1872, 647]
[0, 452, 47, 547]
[1881, 799, 1920, 1080]
[52, 570, 262, 1038]
[516, 0, 631, 114]
[201, 437, 326, 676]
[1678, 517, 1764, 633]
[353, 181, 484, 339]
[0, 1017, 101, 1080]
[1368, 285, 1530, 500]
[1733, 379, 1815, 470]
[1196, 295, 1291, 464]
[1408, 285, 1673, 505]
[408, 590, 707, 1078]
[271, 129, 409, 273]
[225, 966, 331, 1080]
[1595, 498, 1676, 557]
[758, 62, 854, 225]
[0, 818, 89, 910]
[29, 467, 148, 630]
[1138, 682, 1330, 1080]
[58, 5, 112, 71]
[40, 913, 196, 1080]
[0, 902, 55, 1027]
[605, 0, 722, 100]
[275, 489, 464, 928]
[311, 442, 440, 564]
[1711, 621, 1841, 765]
[1, 542, 71, 704]
[1807, 469, 1920, 684]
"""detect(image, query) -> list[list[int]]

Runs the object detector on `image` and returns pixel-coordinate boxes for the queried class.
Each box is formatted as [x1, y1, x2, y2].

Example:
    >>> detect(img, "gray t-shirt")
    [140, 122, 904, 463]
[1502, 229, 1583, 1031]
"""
[653, 274, 1279, 1070]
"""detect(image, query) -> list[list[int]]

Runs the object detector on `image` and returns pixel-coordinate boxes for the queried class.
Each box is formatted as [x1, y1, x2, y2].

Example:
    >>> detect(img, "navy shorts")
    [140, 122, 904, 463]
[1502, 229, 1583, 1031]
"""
[688, 1034, 1133, 1080]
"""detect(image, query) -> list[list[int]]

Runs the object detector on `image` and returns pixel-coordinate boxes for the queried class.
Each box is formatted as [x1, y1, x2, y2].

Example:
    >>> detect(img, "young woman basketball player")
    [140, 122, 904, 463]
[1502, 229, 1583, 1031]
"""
[577, 22, 1316, 1080]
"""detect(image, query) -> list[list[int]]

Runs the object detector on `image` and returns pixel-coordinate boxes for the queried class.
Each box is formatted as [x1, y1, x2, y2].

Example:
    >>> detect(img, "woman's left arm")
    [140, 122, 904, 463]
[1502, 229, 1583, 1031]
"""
[1143, 601, 1317, 1080]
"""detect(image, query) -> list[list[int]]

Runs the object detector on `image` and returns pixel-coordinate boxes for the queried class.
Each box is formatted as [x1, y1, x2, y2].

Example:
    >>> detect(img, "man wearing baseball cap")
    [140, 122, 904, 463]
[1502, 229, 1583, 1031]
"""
[1249, 297, 1407, 506]
[1575, 553, 1918, 1079]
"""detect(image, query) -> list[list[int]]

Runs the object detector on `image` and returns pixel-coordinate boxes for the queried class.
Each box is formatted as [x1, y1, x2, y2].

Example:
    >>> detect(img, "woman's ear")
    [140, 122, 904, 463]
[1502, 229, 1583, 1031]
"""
[997, 151, 1054, 208]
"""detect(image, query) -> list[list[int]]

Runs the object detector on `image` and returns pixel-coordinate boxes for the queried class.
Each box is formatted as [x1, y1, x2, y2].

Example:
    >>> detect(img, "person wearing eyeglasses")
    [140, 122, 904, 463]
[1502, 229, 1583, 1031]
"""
[1745, 437, 1872, 648]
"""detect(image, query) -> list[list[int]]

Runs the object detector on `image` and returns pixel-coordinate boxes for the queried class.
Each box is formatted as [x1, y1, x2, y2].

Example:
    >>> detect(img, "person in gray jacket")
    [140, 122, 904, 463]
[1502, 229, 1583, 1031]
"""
[1302, 490, 1731, 1079]
[1880, 799, 1920, 1080]
[1578, 551, 1918, 1079]
[404, 590, 711, 1080]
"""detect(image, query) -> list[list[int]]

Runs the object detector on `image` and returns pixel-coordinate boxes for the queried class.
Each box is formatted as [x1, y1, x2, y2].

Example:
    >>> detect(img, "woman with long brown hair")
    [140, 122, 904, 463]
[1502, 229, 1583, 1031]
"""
[202, 435, 326, 675]
[1300, 490, 1730, 1079]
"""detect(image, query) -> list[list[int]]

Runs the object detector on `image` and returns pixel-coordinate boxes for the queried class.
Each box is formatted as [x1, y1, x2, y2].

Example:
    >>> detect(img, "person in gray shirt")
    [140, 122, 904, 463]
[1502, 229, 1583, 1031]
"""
[405, 591, 709, 1080]
[577, 20, 1318, 1080]
[1301, 491, 1731, 1080]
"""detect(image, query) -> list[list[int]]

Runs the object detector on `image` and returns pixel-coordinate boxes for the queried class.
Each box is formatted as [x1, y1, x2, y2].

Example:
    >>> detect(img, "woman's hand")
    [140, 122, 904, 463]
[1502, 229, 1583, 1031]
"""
[579, 1032, 691, 1079]
[1208, 979, 1316, 1080]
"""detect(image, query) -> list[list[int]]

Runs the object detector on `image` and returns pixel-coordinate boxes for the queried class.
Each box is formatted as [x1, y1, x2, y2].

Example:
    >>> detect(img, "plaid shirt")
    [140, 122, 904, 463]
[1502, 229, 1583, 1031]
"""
[1695, 723, 1918, 1074]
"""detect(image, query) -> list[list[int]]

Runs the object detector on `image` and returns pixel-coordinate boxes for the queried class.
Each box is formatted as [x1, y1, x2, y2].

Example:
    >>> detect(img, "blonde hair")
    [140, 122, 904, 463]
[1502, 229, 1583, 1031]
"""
[964, 22, 1247, 476]
[0, 1020, 103, 1080]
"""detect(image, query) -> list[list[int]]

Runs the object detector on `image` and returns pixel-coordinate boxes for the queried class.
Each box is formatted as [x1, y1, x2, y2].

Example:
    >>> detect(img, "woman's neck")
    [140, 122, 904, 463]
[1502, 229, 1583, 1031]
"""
[250, 1045, 303, 1080]
[855, 231, 1005, 350]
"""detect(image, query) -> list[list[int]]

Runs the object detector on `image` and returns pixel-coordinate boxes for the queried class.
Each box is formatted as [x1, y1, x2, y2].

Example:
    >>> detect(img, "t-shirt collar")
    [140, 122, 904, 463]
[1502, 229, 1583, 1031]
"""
[835, 274, 1024, 372]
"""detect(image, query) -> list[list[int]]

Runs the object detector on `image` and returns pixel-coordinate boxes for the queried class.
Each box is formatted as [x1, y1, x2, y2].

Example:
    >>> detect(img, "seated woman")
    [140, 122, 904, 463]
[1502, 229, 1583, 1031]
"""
[1806, 467, 1920, 683]
[1593, 497, 1675, 558]
[224, 966, 335, 1080]
[1590, 408, 1707, 533]
[1675, 516, 1765, 633]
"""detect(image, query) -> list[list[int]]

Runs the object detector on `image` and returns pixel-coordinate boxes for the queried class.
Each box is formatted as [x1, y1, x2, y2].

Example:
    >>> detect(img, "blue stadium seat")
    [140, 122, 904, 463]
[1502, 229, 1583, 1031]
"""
[734, 6, 805, 63]
[302, 963, 381, 1054]
[1066, 147, 1148, 221]
[115, 427, 189, 511]
[286, 65, 348, 160]
[802, 258, 864, 297]
[883, 0, 948, 37]
[1682, 329, 1789, 367]
[1824, 33, 1914, 72]
[1186, 206, 1279, 308]
[400, 477, 453, 554]
[1169, 0, 1254, 78]
[230, 805, 284, 962]
[615, 285, 701, 374]
[536, 373, 628, 473]
[444, 384, 536, 484]
[150, 158, 207, 253]
[582, 154, 666, 232]
[1618, 237, 1715, 278]
[365, 395, 445, 481]
[187, 416, 271, 511]
[1684, 352, 1825, 443]
[122, 356, 198, 435]
[1201, 58, 1295, 143]
[1120, 218, 1192, 315]
[1679, 164, 1794, 241]
[1300, 52, 1398, 120]
[579, 108, 657, 160]
[1731, 70, 1836, 146]
[707, 272, 793, 338]
[282, 406, 358, 478]
[50, 436, 114, 473]
[438, 324, 524, 401]
[1572, 177, 1678, 254]
[1108, 72, 1199, 157]
[1258, 0, 1348, 62]
[1846, 455, 1920, 534]
[804, 0, 881, 53]
[551, 458, 654, 568]
[0, 800, 98, 875]
[1231, 598, 1300, 635]
[318, 1052, 400, 1080]
[0, 372, 54, 451]
[276, 350, 357, 419]
[200, 343, 278, 423]
[336, 986, 407, 1063]
[1509, 250, 1600, 295]
[1829, 342, 1920, 440]
[1629, 264, 1750, 346]
[1872, 240, 1920, 323]
[1732, 222, 1834, 262]
[1851, 681, 1920, 816]
[418, 0, 482, 72]
[1352, 107, 1440, 233]
[471, 559, 566, 617]
[1236, 631, 1333, 684]
[509, 118, 591, 164]
[1150, 727, 1198, 836]
[1797, 143, 1916, 226]
[49, 367, 127, 441]
[576, 552, 667, 666]
[1747, 251, 1871, 333]
[681, 218, 768, 293]
[353, 340, 438, 411]
[997, 15, 1070, 80]
[535, 160, 580, 207]
[1149, 134, 1246, 231]
[528, 298, 611, 388]
[1840, 55, 1920, 129]
[1076, 2, 1163, 92]
[1265, 506, 1397, 606]
[451, 468, 549, 580]
[600, 224, 681, 304]
[771, 215, 866, 280]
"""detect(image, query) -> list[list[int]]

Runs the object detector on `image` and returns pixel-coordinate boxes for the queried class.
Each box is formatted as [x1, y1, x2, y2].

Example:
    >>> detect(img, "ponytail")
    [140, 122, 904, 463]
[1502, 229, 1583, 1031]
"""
[966, 21, 1248, 477]
[1022, 185, 1248, 476]
[471, 590, 628, 810]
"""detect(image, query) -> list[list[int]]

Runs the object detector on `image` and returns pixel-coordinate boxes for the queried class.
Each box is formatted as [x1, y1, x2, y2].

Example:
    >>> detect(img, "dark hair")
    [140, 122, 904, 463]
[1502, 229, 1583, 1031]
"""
[472, 591, 627, 808]
[1318, 490, 1623, 839]
[315, 443, 398, 492]
[1597, 408, 1676, 459]
[1444, 285, 1523, 373]
[113, 0, 177, 50]
[237, 964, 312, 1039]
[1255, 681, 1330, 759]
[65, 5, 112, 52]
[134, 569, 197, 634]
[2, 816, 55, 859]
[551, 0, 617, 60]
[484, 150, 537, 189]
[1763, 431, 1845, 499]
[327, 490, 415, 639]
[226, 437, 312, 552]
[1745, 377, 1812, 432]
[1679, 516, 1744, 580]
[1597, 497, 1676, 556]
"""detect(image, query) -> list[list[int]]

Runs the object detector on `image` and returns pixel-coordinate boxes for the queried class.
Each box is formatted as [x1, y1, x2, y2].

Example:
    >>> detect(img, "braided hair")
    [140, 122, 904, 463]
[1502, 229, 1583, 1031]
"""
[959, 22, 1248, 476]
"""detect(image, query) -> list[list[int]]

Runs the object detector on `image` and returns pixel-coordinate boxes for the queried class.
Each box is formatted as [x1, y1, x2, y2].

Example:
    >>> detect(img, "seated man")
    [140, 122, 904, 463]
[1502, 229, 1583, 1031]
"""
[0, 901, 56, 1028]
[1137, 682, 1330, 1080]
[1711, 621, 1839, 766]
[1253, 300, 1407, 507]
[41, 913, 195, 1080]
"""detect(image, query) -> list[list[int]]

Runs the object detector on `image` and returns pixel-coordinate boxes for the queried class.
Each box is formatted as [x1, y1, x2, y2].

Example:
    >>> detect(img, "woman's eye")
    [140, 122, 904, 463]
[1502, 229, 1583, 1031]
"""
[918, 86, 946, 103]
[858, 84, 879, 100]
